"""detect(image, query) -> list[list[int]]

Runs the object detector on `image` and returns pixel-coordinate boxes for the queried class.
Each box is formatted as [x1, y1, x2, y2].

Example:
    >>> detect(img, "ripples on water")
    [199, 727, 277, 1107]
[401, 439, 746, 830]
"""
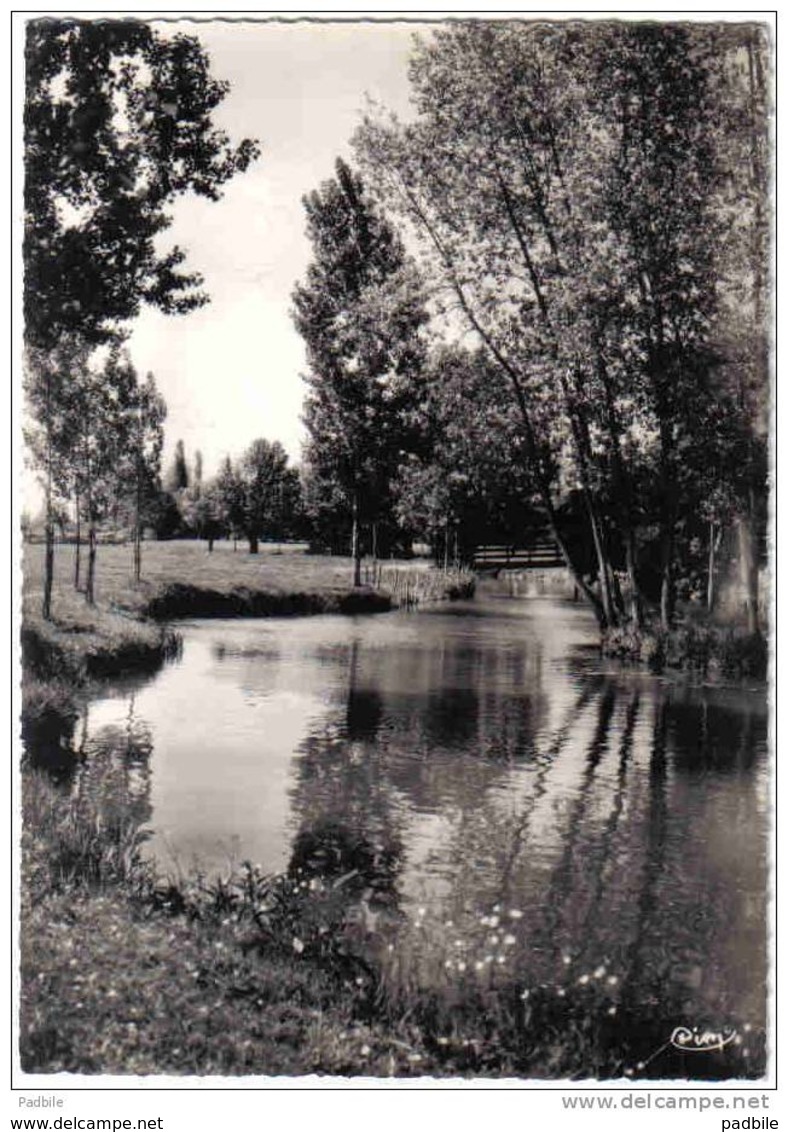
[32, 591, 769, 1073]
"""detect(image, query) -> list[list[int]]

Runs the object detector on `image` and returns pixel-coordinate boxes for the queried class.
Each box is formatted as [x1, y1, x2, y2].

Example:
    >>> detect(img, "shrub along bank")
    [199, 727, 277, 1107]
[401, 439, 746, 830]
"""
[602, 620, 767, 682]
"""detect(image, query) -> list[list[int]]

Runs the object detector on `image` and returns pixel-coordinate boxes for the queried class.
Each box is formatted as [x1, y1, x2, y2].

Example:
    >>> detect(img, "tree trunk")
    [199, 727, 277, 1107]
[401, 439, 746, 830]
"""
[133, 463, 142, 584]
[537, 489, 605, 625]
[42, 389, 55, 620]
[707, 522, 718, 613]
[86, 525, 97, 606]
[562, 371, 619, 627]
[133, 526, 142, 585]
[620, 532, 642, 629]
[248, 532, 259, 555]
[659, 525, 674, 631]
[372, 521, 378, 561]
[738, 502, 759, 633]
[74, 493, 81, 591]
[596, 350, 643, 627]
[43, 517, 55, 621]
[351, 491, 361, 587]
[583, 487, 617, 628]
[208, 536, 214, 553]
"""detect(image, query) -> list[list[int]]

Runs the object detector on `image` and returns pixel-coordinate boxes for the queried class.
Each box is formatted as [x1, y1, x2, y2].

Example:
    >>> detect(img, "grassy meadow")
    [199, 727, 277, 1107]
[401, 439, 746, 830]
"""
[24, 539, 384, 617]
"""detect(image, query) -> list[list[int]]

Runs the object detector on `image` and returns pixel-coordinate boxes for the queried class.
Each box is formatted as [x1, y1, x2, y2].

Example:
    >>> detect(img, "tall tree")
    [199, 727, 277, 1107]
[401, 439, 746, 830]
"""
[166, 439, 189, 495]
[24, 18, 259, 350]
[23, 336, 91, 618]
[395, 345, 539, 561]
[292, 158, 428, 585]
[356, 21, 768, 628]
[238, 438, 293, 554]
[111, 360, 166, 582]
[214, 455, 246, 550]
[73, 354, 134, 604]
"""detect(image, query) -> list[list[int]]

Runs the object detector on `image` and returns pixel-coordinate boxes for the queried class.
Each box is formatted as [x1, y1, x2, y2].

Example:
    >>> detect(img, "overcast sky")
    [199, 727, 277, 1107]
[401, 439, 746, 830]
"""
[126, 18, 424, 481]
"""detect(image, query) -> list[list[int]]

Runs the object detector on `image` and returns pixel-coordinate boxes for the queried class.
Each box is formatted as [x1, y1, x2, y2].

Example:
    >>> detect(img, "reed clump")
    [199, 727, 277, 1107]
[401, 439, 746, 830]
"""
[363, 563, 476, 609]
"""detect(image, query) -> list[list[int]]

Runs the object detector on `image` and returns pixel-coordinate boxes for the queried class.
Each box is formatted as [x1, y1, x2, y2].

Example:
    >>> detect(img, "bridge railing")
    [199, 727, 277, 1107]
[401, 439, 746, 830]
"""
[472, 541, 564, 570]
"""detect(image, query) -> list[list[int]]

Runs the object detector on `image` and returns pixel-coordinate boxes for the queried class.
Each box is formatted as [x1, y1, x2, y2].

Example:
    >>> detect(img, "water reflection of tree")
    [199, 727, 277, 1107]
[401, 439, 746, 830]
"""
[73, 694, 154, 840]
[667, 693, 765, 775]
[289, 633, 551, 902]
[417, 666, 767, 1050]
[22, 669, 162, 787]
[529, 678, 765, 1062]
[496, 681, 604, 900]
[530, 686, 639, 964]
[289, 641, 405, 909]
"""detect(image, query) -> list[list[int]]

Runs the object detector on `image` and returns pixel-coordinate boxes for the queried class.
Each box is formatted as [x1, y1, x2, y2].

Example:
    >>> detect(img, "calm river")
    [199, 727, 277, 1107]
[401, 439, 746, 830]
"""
[60, 590, 769, 1066]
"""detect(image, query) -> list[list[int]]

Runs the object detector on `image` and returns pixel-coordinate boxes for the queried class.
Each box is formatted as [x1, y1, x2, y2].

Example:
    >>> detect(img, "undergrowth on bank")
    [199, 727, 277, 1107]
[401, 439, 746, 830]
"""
[20, 772, 765, 1079]
[602, 622, 767, 681]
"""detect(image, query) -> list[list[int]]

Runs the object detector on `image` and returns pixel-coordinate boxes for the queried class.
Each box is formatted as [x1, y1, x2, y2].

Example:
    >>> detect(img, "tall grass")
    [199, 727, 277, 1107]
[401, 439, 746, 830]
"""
[22, 771, 149, 893]
[363, 562, 476, 607]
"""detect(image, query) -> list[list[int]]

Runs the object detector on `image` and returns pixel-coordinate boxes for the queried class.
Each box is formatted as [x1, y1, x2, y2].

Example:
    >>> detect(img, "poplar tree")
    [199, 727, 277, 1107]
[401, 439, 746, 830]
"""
[292, 158, 428, 584]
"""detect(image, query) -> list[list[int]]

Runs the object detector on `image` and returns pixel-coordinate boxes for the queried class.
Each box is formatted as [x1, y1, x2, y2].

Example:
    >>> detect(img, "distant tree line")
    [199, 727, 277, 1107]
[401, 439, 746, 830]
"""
[156, 437, 305, 552]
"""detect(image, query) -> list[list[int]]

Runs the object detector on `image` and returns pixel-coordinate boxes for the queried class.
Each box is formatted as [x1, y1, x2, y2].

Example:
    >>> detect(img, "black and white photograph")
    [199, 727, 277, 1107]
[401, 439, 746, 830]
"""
[16, 12, 773, 1086]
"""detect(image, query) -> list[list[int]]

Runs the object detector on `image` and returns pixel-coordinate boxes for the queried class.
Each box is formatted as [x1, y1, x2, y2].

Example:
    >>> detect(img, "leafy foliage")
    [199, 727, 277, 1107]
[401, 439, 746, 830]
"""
[24, 17, 259, 348]
[355, 21, 770, 627]
[293, 158, 429, 568]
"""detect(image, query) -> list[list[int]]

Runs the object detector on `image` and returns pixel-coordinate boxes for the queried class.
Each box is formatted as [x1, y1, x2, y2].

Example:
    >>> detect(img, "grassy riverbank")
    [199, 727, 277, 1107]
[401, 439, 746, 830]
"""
[24, 540, 474, 622]
[20, 772, 763, 1078]
[20, 540, 472, 752]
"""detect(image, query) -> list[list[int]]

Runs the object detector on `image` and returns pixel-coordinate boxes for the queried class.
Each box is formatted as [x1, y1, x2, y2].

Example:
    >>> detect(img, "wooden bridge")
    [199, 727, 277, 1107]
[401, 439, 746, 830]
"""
[472, 530, 564, 571]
